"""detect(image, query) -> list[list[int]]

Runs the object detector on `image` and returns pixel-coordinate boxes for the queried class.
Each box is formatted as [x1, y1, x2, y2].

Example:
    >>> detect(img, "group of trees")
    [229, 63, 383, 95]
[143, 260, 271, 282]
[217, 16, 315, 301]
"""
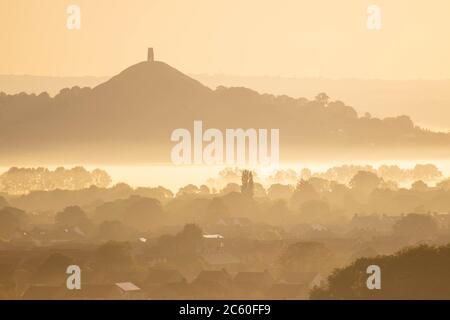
[206, 164, 443, 192]
[212, 87, 450, 151]
[3, 166, 450, 241]
[154, 224, 204, 256]
[0, 206, 28, 239]
[279, 242, 335, 274]
[2, 165, 450, 300]
[311, 244, 450, 299]
[94, 195, 165, 231]
[0, 167, 111, 195]
[300, 163, 442, 185]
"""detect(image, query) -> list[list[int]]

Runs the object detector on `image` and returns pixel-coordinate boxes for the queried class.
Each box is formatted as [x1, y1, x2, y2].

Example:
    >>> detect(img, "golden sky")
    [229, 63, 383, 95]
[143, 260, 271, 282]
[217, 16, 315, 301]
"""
[1, 0, 449, 79]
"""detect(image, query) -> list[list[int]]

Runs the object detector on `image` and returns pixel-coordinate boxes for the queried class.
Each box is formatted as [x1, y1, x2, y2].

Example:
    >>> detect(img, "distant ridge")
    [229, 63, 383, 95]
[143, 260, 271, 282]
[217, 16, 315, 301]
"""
[2, 73, 450, 131]
[0, 57, 449, 165]
[0, 74, 108, 96]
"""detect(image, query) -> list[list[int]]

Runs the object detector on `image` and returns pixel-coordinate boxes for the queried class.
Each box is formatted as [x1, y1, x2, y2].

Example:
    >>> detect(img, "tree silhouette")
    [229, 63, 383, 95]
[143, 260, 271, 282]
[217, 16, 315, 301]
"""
[241, 170, 254, 199]
[393, 213, 438, 238]
[0, 207, 29, 238]
[315, 92, 330, 106]
[279, 241, 334, 273]
[311, 244, 450, 299]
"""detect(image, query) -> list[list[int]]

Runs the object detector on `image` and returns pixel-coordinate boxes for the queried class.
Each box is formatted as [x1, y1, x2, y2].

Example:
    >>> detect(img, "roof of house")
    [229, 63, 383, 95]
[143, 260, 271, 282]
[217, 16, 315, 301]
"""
[22, 285, 63, 300]
[265, 283, 309, 299]
[217, 217, 252, 227]
[190, 281, 231, 299]
[194, 270, 231, 284]
[201, 252, 241, 265]
[278, 272, 319, 285]
[145, 269, 185, 285]
[147, 282, 191, 299]
[62, 284, 123, 300]
[203, 234, 224, 239]
[234, 271, 274, 285]
[115, 282, 140, 292]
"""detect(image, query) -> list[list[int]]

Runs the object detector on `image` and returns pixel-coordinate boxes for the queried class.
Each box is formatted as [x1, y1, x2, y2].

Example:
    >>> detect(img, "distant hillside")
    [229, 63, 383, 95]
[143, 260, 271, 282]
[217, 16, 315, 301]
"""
[2, 74, 450, 131]
[0, 59, 449, 165]
[0, 75, 108, 96]
[193, 75, 450, 132]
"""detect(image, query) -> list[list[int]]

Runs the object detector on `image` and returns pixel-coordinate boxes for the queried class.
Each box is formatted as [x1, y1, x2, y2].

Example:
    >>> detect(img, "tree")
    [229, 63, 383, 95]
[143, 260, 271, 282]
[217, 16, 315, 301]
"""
[206, 198, 229, 223]
[134, 186, 173, 201]
[97, 220, 133, 241]
[0, 166, 112, 194]
[36, 253, 73, 278]
[291, 180, 319, 208]
[300, 168, 312, 180]
[311, 244, 450, 300]
[176, 184, 200, 197]
[69, 166, 92, 189]
[55, 205, 90, 230]
[411, 180, 428, 192]
[177, 223, 203, 254]
[299, 199, 331, 224]
[0, 207, 29, 238]
[437, 178, 450, 191]
[0, 196, 8, 209]
[264, 199, 291, 225]
[392, 213, 438, 238]
[410, 164, 442, 181]
[279, 242, 334, 273]
[199, 185, 210, 195]
[91, 169, 112, 188]
[241, 170, 254, 198]
[220, 183, 241, 195]
[349, 171, 382, 196]
[253, 183, 267, 197]
[267, 184, 294, 201]
[94, 241, 134, 272]
[315, 92, 330, 106]
[377, 165, 405, 182]
[124, 197, 164, 231]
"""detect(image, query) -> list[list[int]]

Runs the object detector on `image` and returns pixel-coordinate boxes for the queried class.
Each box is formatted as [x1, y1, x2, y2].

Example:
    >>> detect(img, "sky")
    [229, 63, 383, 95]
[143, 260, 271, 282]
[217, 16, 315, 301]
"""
[1, 0, 450, 79]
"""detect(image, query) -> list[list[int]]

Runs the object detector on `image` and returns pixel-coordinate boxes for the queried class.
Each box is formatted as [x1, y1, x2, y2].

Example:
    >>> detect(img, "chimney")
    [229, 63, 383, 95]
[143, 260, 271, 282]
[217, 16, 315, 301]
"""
[147, 48, 154, 62]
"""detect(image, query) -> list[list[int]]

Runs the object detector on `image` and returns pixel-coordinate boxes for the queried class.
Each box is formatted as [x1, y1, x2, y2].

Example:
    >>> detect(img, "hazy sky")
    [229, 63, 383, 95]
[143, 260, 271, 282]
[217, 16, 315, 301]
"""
[1, 0, 450, 79]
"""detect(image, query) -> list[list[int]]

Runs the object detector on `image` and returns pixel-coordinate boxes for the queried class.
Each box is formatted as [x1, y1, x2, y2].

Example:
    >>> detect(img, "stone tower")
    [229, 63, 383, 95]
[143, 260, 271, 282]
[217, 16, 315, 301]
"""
[147, 48, 154, 62]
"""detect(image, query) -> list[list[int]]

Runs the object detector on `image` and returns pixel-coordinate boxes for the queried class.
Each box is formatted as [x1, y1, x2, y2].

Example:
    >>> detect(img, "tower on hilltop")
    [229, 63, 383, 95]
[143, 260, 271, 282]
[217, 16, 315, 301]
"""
[148, 48, 154, 62]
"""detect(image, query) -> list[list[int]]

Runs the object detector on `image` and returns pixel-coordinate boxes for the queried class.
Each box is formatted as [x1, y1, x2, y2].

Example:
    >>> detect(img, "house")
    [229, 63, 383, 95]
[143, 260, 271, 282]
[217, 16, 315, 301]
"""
[266, 272, 325, 299]
[203, 234, 225, 252]
[267, 270, 323, 300]
[217, 217, 252, 227]
[147, 282, 191, 300]
[193, 269, 232, 287]
[21, 285, 63, 300]
[62, 284, 124, 300]
[201, 252, 241, 271]
[191, 270, 233, 299]
[278, 272, 324, 290]
[265, 283, 308, 300]
[232, 270, 275, 299]
[141, 269, 186, 299]
[233, 270, 274, 289]
[141, 269, 185, 289]
[203, 234, 224, 239]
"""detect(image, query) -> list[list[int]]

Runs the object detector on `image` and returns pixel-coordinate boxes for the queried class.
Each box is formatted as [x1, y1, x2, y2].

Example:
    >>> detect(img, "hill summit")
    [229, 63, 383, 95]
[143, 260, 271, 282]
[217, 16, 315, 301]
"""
[0, 51, 449, 164]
